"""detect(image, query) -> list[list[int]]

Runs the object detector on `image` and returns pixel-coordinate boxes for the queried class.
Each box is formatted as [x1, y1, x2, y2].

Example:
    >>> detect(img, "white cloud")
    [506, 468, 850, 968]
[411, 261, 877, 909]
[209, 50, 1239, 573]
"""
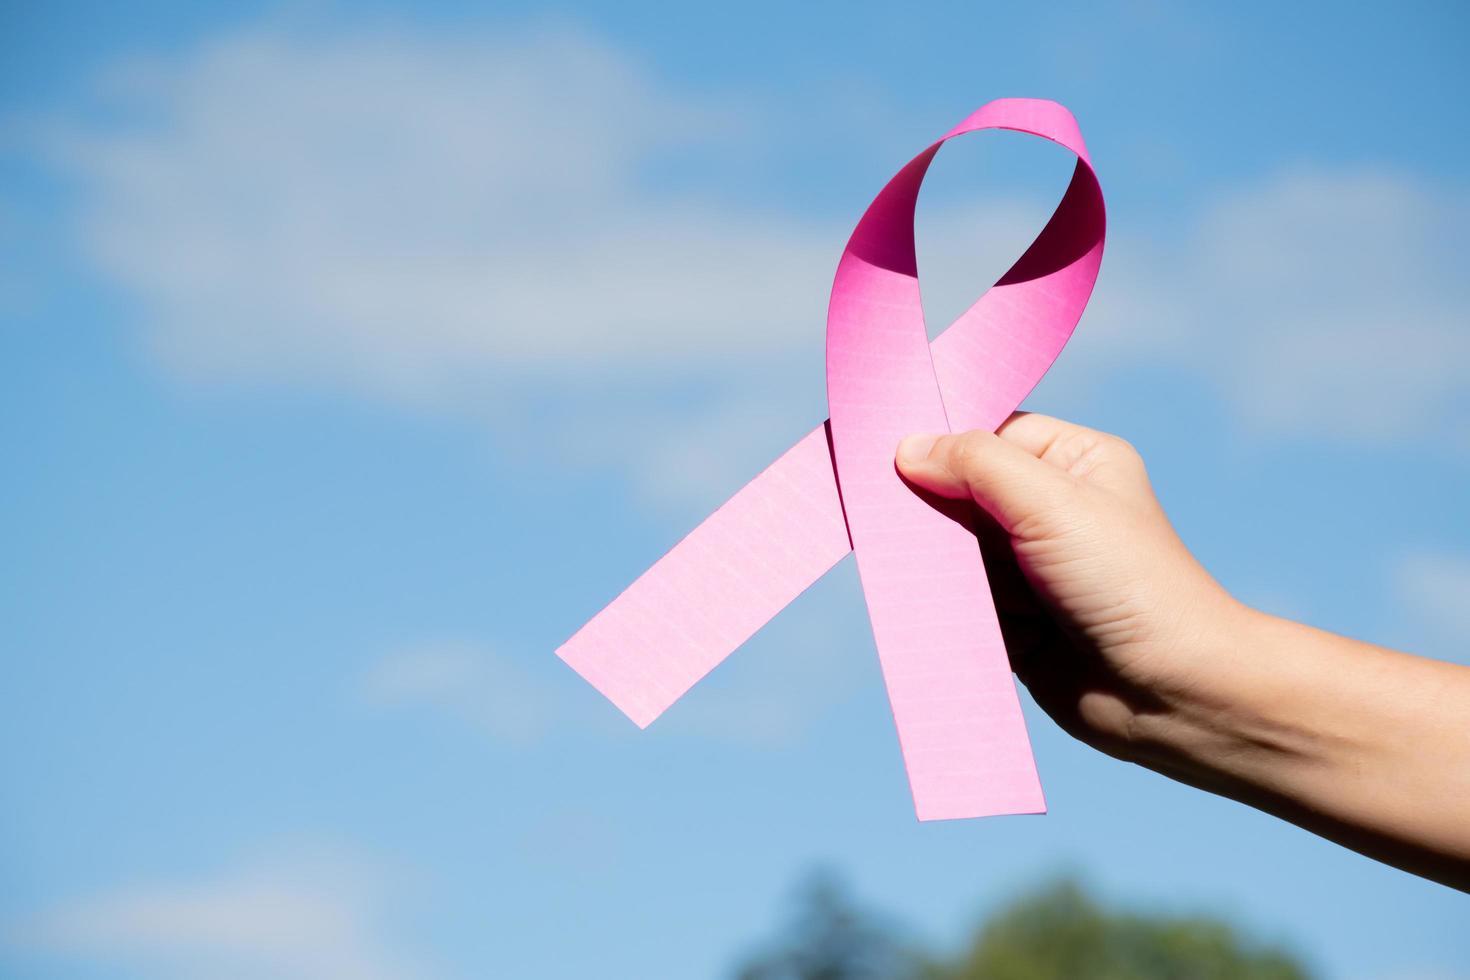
[8, 846, 428, 980]
[1193, 170, 1470, 444]
[31, 22, 1470, 506]
[358, 640, 558, 743]
[359, 579, 870, 748]
[1395, 550, 1470, 638]
[42, 26, 836, 408]
[1047, 167, 1470, 450]
[33, 21, 1055, 505]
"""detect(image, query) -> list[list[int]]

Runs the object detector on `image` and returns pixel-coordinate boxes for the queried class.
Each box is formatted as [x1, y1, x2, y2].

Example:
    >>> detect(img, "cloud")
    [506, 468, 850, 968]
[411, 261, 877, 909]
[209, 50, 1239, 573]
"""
[8, 845, 428, 980]
[29, 22, 1470, 510]
[1191, 170, 1470, 444]
[1050, 167, 1470, 450]
[358, 584, 870, 748]
[358, 640, 558, 743]
[39, 25, 837, 408]
[1395, 550, 1470, 639]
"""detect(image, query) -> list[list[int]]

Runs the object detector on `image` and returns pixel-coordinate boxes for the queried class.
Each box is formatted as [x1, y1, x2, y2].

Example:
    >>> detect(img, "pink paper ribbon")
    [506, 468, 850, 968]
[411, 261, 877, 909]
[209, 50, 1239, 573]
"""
[558, 98, 1105, 820]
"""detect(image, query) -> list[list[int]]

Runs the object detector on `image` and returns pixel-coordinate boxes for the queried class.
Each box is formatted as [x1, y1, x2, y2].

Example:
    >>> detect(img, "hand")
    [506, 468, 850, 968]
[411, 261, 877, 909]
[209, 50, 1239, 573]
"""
[895, 413, 1470, 890]
[894, 412, 1243, 764]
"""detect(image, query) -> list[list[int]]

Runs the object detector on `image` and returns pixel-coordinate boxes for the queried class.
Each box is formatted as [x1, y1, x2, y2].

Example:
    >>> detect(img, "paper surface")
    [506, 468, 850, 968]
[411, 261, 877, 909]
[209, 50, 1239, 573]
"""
[558, 98, 1106, 820]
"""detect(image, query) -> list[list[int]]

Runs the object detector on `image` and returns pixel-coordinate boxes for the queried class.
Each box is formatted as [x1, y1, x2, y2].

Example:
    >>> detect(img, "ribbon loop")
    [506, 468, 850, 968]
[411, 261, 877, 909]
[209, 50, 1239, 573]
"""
[559, 98, 1105, 820]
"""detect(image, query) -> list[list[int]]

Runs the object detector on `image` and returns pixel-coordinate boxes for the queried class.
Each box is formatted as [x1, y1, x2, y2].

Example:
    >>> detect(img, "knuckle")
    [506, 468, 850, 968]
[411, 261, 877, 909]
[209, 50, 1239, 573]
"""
[1049, 429, 1142, 479]
[1105, 434, 1150, 479]
[1047, 430, 1105, 476]
[1106, 434, 1141, 461]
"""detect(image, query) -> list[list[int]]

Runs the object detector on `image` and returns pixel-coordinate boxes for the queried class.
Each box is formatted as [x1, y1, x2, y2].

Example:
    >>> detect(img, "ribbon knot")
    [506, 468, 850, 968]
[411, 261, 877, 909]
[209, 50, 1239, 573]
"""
[558, 98, 1106, 821]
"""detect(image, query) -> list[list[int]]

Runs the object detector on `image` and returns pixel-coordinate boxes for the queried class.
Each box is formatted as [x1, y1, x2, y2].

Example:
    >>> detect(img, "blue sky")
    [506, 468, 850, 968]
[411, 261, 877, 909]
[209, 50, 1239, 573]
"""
[3, 1, 1468, 978]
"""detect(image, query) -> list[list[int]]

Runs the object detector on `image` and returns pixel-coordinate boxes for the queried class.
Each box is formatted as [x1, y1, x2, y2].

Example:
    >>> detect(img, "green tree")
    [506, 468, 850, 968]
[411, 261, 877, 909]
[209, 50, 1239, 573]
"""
[929, 879, 1312, 980]
[732, 875, 1314, 980]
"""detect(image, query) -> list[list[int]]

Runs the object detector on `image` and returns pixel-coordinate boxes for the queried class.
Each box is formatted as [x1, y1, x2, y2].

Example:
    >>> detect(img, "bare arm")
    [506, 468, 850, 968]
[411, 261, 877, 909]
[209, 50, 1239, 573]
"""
[896, 414, 1470, 891]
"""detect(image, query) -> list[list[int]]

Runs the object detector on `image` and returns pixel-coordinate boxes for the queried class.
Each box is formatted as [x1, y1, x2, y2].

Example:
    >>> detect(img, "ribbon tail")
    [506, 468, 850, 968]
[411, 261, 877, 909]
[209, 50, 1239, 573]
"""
[556, 422, 851, 728]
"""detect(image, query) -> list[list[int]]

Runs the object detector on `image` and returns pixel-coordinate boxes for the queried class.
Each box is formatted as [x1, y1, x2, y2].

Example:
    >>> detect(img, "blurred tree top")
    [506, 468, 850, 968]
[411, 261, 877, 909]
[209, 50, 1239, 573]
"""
[735, 872, 922, 980]
[733, 874, 1314, 980]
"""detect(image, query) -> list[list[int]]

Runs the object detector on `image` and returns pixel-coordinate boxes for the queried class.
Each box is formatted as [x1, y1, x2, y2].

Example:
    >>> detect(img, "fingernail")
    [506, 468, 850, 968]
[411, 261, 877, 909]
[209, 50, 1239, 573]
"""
[896, 433, 939, 464]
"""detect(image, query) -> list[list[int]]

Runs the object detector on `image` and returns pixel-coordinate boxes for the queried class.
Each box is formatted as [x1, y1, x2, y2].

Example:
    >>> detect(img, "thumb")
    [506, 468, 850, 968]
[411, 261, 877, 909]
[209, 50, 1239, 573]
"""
[896, 429, 1075, 534]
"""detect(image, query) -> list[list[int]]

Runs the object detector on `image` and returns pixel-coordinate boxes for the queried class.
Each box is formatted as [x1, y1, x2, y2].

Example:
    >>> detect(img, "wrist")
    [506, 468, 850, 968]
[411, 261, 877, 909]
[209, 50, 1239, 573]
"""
[1124, 603, 1326, 797]
[1123, 604, 1470, 888]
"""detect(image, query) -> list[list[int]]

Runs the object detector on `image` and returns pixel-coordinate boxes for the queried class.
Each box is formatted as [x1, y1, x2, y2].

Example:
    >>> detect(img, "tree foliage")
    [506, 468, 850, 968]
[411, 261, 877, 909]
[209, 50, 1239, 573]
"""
[732, 874, 1313, 980]
[734, 872, 921, 980]
[927, 879, 1311, 980]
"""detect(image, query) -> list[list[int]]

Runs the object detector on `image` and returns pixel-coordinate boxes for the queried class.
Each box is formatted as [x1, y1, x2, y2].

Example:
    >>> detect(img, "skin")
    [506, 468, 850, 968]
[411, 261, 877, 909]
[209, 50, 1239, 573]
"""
[895, 412, 1470, 892]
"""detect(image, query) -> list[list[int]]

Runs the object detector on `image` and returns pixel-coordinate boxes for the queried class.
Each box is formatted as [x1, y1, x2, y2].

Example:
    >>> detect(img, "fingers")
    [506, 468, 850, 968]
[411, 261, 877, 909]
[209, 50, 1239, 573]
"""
[999, 412, 1147, 492]
[897, 413, 1148, 531]
[993, 411, 1092, 458]
[895, 427, 1077, 534]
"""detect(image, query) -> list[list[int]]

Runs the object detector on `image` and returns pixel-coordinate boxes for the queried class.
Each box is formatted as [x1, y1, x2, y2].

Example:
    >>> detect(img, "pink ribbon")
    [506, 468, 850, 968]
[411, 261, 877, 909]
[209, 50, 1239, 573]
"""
[558, 98, 1105, 820]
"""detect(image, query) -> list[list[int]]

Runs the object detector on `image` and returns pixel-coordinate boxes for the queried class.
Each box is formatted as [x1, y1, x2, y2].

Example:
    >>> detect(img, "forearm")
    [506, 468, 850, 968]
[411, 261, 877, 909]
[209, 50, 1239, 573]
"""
[1130, 605, 1470, 890]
